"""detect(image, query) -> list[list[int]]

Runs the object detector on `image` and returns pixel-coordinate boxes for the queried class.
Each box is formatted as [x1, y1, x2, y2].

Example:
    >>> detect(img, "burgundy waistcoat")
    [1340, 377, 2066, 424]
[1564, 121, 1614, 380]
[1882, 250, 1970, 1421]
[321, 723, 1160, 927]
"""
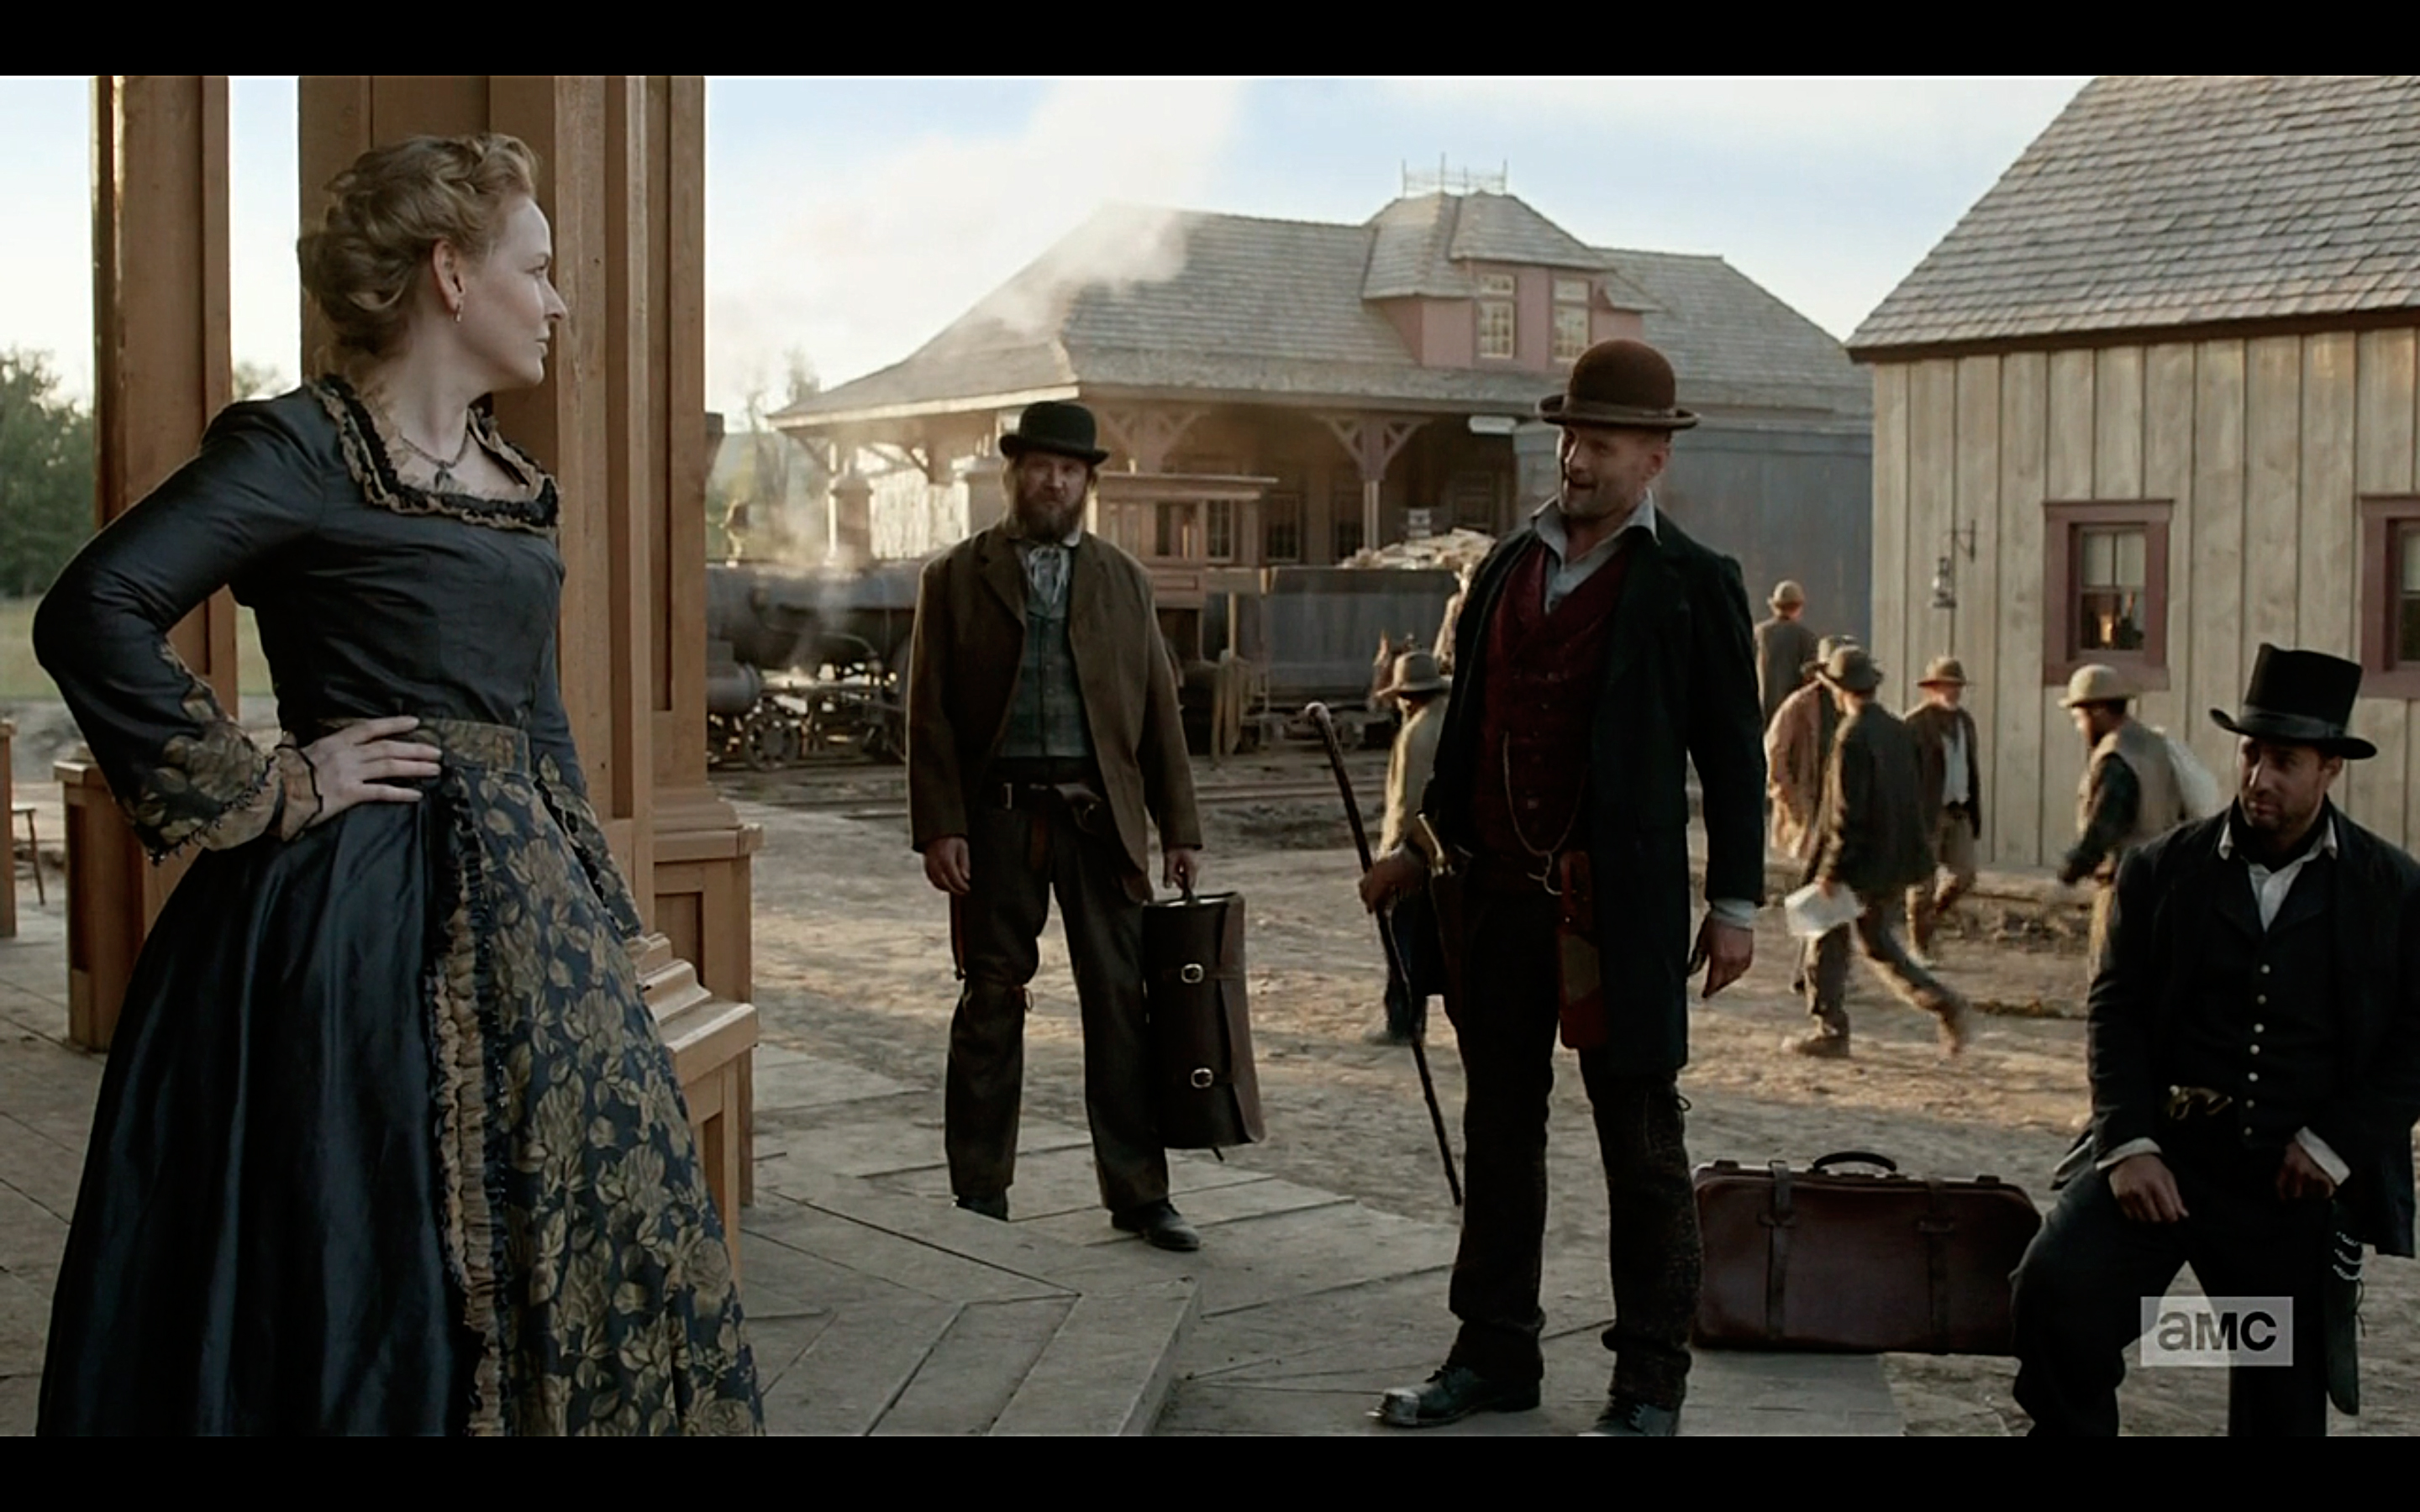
[1467, 535, 1636, 867]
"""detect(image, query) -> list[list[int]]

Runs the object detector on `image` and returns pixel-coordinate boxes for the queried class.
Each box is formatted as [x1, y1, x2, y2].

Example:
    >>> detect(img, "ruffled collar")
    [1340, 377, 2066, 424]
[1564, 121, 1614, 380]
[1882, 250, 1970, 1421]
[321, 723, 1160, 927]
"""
[310, 374, 560, 538]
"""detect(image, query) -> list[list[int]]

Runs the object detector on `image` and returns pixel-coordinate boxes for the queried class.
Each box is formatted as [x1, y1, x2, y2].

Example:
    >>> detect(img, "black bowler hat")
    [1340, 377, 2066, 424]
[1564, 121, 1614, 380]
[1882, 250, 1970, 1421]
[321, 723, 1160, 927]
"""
[2209, 643, 2375, 759]
[999, 401, 1109, 465]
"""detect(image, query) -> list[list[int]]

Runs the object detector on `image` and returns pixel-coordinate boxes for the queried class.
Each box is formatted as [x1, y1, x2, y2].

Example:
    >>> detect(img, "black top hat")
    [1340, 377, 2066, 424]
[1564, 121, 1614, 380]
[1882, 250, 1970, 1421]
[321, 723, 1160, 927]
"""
[2209, 643, 2375, 759]
[1537, 339, 1698, 432]
[999, 401, 1109, 465]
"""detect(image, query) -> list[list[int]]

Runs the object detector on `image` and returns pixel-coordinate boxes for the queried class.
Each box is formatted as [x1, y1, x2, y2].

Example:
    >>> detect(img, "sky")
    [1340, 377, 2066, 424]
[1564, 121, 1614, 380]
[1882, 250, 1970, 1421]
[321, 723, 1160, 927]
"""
[0, 76, 2090, 420]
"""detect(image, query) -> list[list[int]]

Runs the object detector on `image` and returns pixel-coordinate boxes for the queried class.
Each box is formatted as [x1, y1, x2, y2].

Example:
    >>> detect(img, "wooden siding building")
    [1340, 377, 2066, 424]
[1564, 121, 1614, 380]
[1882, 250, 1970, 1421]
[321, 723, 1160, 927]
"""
[774, 186, 1873, 645]
[1849, 75, 2420, 864]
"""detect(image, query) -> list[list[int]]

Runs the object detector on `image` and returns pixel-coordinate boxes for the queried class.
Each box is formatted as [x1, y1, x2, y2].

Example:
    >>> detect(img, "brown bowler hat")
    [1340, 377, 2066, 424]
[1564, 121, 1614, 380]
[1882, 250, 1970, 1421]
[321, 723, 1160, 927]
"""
[1538, 339, 1698, 432]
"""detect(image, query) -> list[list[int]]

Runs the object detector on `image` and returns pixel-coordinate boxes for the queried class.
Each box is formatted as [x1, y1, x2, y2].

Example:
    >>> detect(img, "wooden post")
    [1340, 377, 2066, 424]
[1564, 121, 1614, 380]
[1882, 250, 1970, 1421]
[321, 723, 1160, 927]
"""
[64, 75, 238, 1051]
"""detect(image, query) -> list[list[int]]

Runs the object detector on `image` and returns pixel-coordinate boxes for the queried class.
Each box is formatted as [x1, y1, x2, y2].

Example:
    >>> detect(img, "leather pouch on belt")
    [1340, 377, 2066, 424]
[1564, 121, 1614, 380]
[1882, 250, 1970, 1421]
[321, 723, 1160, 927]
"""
[1556, 850, 1606, 1049]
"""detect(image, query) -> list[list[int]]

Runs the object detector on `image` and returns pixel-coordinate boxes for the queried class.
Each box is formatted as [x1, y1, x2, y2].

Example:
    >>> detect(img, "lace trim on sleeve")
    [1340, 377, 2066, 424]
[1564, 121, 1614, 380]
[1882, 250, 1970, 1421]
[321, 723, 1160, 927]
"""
[128, 643, 275, 861]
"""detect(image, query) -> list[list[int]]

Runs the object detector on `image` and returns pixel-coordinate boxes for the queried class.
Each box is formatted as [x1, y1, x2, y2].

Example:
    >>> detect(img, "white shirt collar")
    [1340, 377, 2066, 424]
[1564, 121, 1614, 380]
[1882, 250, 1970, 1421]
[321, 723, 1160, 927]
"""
[1532, 490, 1659, 558]
[2217, 811, 2338, 865]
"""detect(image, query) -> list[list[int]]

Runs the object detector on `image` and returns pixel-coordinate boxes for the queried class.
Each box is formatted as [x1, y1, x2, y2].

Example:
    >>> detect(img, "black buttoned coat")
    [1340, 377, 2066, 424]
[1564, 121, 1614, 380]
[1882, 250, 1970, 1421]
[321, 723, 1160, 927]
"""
[1422, 517, 1767, 1074]
[2090, 806, 2420, 1256]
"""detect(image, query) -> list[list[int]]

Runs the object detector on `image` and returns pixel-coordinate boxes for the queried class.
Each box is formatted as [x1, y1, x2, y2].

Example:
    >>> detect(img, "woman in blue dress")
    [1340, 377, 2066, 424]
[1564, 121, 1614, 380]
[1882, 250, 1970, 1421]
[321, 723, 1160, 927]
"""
[33, 132, 761, 1435]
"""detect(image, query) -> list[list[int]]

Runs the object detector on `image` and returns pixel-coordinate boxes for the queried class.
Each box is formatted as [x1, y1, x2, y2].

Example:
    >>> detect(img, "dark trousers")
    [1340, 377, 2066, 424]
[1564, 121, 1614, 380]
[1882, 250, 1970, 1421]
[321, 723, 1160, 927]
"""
[1442, 885, 1699, 1406]
[944, 778, 1167, 1216]
[2011, 1142, 2331, 1436]
[1381, 888, 1441, 1038]
[1805, 895, 1965, 1041]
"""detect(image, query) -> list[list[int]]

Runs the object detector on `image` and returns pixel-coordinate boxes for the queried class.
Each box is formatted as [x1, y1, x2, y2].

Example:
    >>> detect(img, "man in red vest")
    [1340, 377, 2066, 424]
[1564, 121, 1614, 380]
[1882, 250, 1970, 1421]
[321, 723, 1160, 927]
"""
[1360, 339, 1766, 1436]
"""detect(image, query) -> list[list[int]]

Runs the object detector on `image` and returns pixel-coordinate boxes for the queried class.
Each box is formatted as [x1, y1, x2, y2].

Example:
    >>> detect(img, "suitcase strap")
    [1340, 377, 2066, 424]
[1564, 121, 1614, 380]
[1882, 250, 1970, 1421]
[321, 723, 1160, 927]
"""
[1920, 1178, 1954, 1355]
[1760, 1162, 1960, 1352]
[1760, 1161, 1794, 1342]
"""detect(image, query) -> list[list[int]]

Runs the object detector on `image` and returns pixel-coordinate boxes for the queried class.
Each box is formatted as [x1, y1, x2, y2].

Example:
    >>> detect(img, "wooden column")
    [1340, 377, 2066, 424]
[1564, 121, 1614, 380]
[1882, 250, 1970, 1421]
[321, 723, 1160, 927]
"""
[61, 76, 238, 1050]
[1318, 412, 1426, 552]
[297, 76, 756, 1257]
[631, 76, 768, 1205]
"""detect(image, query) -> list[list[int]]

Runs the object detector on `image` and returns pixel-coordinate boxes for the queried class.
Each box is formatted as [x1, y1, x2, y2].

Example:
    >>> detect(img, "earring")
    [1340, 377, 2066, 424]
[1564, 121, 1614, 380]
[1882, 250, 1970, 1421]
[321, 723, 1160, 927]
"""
[453, 297, 464, 325]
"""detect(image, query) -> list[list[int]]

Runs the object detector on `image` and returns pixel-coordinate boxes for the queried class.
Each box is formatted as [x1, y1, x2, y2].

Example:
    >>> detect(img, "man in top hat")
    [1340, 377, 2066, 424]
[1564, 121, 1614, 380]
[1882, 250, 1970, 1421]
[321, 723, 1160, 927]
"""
[2010, 645, 2420, 1436]
[2056, 664, 2195, 967]
[906, 400, 1207, 1252]
[1754, 580, 1819, 731]
[1368, 648, 1453, 1047]
[1792, 645, 1973, 1058]
[1903, 655, 1983, 962]
[1357, 338, 1765, 1436]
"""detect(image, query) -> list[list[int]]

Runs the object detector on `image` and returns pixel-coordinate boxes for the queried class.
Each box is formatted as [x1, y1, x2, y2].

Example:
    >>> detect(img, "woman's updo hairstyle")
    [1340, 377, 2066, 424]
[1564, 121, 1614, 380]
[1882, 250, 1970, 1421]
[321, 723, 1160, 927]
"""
[297, 133, 539, 368]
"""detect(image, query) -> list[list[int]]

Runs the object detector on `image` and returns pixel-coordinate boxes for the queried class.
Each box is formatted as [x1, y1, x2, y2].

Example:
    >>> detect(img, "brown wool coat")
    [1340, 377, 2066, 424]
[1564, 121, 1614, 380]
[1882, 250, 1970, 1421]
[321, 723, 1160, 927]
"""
[906, 523, 1203, 895]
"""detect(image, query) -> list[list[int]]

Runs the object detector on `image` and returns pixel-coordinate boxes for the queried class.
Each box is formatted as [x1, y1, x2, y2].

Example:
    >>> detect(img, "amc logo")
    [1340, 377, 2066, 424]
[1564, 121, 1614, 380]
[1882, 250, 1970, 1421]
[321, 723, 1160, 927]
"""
[2139, 1296, 2296, 1368]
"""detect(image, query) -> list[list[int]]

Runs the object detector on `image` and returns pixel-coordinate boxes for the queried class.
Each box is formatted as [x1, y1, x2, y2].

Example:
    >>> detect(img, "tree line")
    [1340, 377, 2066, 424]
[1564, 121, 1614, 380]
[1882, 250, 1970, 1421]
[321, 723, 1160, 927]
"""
[0, 351, 289, 599]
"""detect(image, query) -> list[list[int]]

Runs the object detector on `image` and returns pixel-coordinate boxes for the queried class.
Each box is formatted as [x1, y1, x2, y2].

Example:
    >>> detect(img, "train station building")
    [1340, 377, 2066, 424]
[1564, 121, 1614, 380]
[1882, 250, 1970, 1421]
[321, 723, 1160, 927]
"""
[772, 178, 1876, 645]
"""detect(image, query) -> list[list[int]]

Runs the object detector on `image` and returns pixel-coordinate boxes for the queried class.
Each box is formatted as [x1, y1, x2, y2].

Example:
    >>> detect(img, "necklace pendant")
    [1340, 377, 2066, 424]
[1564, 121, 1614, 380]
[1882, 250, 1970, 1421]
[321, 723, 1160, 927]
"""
[432, 464, 454, 493]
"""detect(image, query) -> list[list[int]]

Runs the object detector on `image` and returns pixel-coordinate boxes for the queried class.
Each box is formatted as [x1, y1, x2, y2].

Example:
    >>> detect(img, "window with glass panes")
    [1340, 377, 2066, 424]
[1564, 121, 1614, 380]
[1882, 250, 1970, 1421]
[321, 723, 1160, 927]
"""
[1477, 273, 1516, 360]
[1263, 491, 1302, 563]
[1206, 500, 1234, 560]
[1552, 277, 1590, 361]
[2076, 526, 2149, 652]
[2400, 523, 2420, 664]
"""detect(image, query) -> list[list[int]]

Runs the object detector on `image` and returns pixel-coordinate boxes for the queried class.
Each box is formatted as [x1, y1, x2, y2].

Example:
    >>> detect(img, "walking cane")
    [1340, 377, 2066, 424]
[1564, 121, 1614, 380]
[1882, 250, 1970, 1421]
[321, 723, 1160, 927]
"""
[1304, 702, 1463, 1208]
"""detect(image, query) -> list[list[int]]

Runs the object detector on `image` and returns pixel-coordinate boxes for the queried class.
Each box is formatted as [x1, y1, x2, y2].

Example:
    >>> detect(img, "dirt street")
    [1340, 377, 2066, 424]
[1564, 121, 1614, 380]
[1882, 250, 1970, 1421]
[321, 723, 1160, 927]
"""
[731, 753, 2418, 1437]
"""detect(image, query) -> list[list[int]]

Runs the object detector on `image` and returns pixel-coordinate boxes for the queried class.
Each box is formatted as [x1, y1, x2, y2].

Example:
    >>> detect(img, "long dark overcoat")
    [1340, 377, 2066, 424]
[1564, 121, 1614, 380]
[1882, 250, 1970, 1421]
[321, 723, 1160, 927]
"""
[1422, 517, 1767, 1074]
[2091, 808, 2420, 1256]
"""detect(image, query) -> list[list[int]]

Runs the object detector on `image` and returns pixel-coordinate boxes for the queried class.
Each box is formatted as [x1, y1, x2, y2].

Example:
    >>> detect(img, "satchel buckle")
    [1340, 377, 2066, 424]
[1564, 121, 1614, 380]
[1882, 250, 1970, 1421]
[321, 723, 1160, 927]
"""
[1190, 1068, 1214, 1089]
[1181, 963, 1206, 984]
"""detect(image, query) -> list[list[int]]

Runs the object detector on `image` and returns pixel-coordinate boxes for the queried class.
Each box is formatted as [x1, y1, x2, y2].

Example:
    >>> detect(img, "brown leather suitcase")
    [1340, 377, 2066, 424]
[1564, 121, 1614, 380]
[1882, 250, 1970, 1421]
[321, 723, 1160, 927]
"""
[1693, 1151, 2043, 1355]
[1141, 889, 1264, 1150]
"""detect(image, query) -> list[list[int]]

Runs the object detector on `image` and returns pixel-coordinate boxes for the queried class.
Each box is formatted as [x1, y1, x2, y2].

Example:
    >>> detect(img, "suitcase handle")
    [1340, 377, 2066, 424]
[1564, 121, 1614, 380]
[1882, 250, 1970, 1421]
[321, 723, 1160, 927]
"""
[1809, 1151, 1899, 1174]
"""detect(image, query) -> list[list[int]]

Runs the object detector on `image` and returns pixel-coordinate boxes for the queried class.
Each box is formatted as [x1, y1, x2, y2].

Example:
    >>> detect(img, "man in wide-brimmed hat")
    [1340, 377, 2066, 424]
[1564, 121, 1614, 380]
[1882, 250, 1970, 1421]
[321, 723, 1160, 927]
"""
[1793, 645, 1973, 1058]
[1357, 338, 1765, 1436]
[2055, 663, 2196, 968]
[1766, 633, 1860, 864]
[1367, 649, 1452, 1046]
[2012, 645, 2420, 1436]
[1754, 579, 1818, 730]
[906, 400, 1207, 1252]
[1902, 655, 1982, 962]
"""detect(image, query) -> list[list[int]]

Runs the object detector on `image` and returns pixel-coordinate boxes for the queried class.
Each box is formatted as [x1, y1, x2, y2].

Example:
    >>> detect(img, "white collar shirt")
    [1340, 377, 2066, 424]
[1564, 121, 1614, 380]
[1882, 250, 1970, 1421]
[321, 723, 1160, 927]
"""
[2217, 812, 2339, 931]
[1531, 492, 1658, 613]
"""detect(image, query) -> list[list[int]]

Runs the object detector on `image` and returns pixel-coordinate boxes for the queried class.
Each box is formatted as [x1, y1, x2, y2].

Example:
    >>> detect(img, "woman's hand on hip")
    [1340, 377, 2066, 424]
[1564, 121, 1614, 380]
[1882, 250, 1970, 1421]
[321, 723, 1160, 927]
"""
[297, 717, 443, 828]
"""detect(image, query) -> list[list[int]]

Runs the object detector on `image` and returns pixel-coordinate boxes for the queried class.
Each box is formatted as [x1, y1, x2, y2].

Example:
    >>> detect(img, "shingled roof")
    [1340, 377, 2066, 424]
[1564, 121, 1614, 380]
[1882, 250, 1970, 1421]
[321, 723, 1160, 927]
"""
[1850, 76, 2420, 355]
[780, 194, 1865, 424]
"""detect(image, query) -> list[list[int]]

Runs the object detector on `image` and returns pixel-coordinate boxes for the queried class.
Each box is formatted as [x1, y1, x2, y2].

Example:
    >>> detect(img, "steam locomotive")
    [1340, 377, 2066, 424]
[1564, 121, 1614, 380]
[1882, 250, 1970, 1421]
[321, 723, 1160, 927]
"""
[706, 558, 1460, 769]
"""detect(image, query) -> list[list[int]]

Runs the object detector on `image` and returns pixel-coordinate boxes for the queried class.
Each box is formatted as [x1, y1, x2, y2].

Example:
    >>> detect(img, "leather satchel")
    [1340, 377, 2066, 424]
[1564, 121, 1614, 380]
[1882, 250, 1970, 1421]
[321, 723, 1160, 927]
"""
[1693, 1151, 2043, 1356]
[1141, 888, 1265, 1150]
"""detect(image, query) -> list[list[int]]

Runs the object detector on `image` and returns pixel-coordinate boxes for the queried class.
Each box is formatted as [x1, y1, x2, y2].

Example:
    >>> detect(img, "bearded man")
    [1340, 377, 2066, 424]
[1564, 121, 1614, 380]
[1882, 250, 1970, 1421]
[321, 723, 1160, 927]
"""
[1359, 339, 1765, 1436]
[2012, 646, 2420, 1436]
[905, 402, 1206, 1252]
